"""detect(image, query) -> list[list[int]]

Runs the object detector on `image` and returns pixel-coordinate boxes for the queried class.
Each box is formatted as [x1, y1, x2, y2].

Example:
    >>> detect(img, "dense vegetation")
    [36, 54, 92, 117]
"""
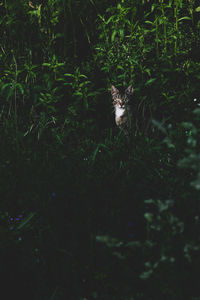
[1, 0, 200, 299]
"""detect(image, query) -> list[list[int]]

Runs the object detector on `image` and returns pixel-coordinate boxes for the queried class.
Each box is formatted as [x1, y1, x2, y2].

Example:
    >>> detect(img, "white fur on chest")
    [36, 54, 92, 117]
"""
[115, 106, 125, 118]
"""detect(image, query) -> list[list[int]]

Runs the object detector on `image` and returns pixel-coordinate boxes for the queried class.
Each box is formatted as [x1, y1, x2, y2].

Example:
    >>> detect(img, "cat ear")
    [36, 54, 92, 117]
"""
[125, 85, 134, 95]
[111, 85, 119, 99]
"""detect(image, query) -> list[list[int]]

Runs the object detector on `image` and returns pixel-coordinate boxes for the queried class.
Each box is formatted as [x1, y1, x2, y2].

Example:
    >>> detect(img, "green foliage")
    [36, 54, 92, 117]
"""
[1, 0, 200, 299]
[179, 108, 200, 190]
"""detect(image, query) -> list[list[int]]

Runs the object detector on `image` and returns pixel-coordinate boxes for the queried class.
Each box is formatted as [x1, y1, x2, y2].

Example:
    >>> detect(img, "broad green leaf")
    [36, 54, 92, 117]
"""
[1, 83, 12, 91]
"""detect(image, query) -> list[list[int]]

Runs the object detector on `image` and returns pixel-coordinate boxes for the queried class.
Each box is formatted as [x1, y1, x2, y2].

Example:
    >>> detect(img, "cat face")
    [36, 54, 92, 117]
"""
[111, 85, 134, 108]
[111, 85, 134, 128]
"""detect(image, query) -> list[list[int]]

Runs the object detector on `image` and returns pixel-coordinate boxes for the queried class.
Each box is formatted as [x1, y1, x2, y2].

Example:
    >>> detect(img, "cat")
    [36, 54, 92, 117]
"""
[111, 85, 134, 137]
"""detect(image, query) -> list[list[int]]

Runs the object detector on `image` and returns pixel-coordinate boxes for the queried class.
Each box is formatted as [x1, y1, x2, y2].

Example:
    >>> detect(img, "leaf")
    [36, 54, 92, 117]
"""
[152, 119, 167, 134]
[87, 91, 99, 97]
[1, 83, 11, 91]
[97, 14, 105, 22]
[181, 122, 195, 130]
[178, 16, 191, 22]
[89, 0, 95, 5]
[91, 145, 100, 162]
[145, 68, 151, 76]
[73, 91, 83, 97]
[79, 74, 88, 78]
[151, 3, 156, 12]
[163, 137, 175, 149]
[117, 3, 121, 10]
[79, 81, 91, 87]
[6, 87, 15, 101]
[90, 144, 107, 162]
[195, 6, 200, 12]
[111, 30, 117, 42]
[105, 16, 114, 25]
[145, 20, 155, 26]
[169, 0, 173, 6]
[64, 82, 73, 86]
[42, 63, 51, 67]
[24, 124, 34, 136]
[117, 65, 124, 70]
[140, 269, 153, 280]
[57, 63, 65, 67]
[144, 213, 153, 222]
[193, 108, 200, 115]
[119, 29, 124, 39]
[125, 241, 141, 248]
[145, 78, 156, 86]
[144, 199, 155, 204]
[16, 83, 24, 95]
[96, 235, 123, 248]
[64, 73, 74, 78]
[16, 212, 36, 230]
